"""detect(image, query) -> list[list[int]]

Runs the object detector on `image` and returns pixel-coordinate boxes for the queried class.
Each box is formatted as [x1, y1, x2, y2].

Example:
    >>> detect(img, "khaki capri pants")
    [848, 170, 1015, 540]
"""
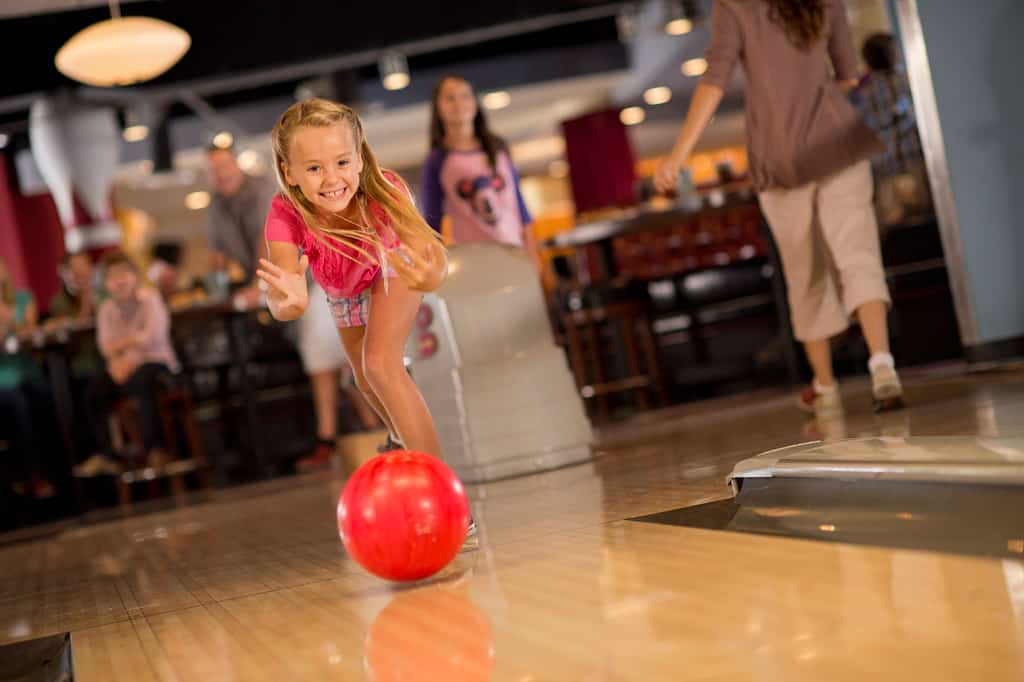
[758, 160, 891, 342]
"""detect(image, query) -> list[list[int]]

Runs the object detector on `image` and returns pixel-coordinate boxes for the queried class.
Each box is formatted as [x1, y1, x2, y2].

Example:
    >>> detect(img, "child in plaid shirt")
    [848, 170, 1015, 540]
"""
[851, 33, 933, 226]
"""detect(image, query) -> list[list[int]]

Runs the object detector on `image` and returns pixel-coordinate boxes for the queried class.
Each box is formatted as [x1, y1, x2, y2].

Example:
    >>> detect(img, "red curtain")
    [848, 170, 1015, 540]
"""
[561, 109, 638, 215]
[0, 153, 66, 313]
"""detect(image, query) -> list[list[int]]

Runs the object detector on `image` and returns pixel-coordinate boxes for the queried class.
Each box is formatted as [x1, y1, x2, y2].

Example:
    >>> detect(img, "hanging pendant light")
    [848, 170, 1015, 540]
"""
[378, 52, 410, 91]
[55, 0, 191, 88]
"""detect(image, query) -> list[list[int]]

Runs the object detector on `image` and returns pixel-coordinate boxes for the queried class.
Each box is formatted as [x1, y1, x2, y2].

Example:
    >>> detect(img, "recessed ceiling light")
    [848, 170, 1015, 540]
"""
[681, 58, 708, 77]
[123, 124, 149, 142]
[482, 91, 511, 110]
[185, 190, 210, 210]
[620, 107, 646, 126]
[665, 18, 693, 35]
[643, 87, 672, 106]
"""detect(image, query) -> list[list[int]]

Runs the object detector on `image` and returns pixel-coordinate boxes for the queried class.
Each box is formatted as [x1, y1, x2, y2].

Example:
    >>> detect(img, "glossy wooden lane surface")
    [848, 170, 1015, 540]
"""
[1, 364, 1022, 680]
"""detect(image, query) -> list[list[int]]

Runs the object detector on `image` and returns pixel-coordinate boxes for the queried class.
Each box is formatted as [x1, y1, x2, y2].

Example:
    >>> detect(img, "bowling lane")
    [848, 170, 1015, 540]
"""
[2, 365, 1023, 680]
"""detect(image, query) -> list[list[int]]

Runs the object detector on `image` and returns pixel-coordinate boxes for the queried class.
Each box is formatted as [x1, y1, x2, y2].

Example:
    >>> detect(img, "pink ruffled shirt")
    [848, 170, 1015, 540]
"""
[264, 176, 404, 298]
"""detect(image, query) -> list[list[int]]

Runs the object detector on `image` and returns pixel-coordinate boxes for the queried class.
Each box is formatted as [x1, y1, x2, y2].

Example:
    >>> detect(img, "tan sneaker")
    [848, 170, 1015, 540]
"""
[73, 453, 122, 477]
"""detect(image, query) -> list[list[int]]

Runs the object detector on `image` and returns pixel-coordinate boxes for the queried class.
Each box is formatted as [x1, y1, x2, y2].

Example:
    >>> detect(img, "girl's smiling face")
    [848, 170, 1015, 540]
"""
[282, 122, 364, 215]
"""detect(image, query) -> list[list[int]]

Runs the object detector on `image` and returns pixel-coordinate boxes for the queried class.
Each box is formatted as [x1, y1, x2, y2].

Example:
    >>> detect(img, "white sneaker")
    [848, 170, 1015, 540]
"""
[871, 365, 906, 413]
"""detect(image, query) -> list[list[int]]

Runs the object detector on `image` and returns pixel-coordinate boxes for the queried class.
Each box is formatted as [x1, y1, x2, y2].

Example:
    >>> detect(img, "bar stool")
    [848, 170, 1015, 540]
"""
[560, 298, 669, 422]
[108, 377, 210, 507]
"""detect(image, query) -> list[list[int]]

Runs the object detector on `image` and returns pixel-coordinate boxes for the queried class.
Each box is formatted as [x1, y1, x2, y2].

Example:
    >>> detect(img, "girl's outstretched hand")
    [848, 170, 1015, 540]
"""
[387, 240, 448, 293]
[256, 255, 309, 319]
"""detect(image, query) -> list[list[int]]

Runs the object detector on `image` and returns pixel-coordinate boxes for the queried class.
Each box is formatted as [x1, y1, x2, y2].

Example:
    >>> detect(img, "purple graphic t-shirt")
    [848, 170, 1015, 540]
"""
[421, 148, 532, 247]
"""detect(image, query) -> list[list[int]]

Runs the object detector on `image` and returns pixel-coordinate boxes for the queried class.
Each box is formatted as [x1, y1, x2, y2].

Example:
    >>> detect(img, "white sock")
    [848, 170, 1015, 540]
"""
[813, 379, 838, 395]
[869, 352, 895, 375]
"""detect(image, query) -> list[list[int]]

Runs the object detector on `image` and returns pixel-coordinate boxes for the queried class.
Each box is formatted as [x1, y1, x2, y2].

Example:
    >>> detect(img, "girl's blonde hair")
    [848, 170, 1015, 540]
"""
[271, 98, 439, 264]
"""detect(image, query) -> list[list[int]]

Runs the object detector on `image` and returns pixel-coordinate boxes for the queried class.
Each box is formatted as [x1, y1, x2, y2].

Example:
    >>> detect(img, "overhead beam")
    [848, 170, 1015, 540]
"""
[0, 0, 146, 19]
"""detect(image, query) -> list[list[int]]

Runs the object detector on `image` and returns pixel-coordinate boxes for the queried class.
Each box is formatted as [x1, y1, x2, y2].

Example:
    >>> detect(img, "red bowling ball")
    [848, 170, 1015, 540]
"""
[337, 451, 470, 581]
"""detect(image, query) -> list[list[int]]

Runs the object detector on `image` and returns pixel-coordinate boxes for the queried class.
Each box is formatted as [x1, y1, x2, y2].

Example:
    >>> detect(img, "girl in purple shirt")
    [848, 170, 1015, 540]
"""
[422, 76, 538, 263]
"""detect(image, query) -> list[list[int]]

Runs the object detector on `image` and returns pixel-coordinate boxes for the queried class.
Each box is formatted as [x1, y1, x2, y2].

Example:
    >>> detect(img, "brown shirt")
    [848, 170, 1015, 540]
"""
[702, 0, 881, 190]
[97, 287, 179, 372]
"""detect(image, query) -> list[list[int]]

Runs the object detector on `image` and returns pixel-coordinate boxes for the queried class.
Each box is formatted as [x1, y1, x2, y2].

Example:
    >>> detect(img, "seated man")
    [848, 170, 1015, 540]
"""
[76, 251, 180, 477]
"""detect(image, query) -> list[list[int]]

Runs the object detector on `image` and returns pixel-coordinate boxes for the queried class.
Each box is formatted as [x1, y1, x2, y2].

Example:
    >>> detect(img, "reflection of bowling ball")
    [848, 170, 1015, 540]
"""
[365, 587, 495, 682]
[337, 451, 470, 581]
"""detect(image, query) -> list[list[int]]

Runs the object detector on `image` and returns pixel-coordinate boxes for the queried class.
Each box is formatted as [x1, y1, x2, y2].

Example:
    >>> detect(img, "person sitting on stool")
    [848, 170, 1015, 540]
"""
[75, 251, 180, 477]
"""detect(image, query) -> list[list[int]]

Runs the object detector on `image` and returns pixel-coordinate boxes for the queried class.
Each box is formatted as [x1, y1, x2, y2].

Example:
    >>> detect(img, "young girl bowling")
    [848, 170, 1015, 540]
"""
[257, 98, 448, 461]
